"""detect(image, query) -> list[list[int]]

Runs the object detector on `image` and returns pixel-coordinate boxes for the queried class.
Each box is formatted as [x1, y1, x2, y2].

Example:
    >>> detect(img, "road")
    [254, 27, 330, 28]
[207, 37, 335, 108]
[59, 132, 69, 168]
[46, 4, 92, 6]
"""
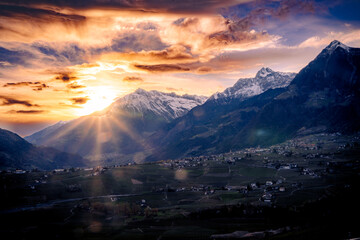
[0, 193, 138, 214]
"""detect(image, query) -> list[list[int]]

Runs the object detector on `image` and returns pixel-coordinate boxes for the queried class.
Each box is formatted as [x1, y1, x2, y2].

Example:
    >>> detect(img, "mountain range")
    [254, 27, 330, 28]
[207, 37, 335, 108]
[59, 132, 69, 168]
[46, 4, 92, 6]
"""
[208, 67, 296, 104]
[16, 40, 360, 167]
[0, 128, 85, 170]
[24, 90, 207, 165]
[148, 40, 360, 160]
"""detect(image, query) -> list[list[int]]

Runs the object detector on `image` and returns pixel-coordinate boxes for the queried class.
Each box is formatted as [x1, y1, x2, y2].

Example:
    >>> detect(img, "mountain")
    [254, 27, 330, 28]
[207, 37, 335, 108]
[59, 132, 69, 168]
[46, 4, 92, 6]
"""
[25, 120, 70, 145]
[147, 40, 360, 161]
[108, 88, 207, 122]
[208, 67, 296, 103]
[0, 128, 85, 170]
[25, 89, 207, 165]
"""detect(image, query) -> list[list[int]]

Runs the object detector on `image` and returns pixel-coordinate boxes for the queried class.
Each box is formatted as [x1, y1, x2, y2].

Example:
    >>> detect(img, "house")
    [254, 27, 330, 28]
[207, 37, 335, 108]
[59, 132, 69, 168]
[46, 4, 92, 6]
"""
[261, 193, 273, 203]
[15, 170, 26, 174]
[266, 181, 273, 186]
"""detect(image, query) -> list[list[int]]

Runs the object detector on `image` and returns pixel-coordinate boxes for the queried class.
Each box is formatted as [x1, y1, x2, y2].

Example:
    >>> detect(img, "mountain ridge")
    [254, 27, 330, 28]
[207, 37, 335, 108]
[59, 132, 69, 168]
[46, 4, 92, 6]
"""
[208, 67, 296, 103]
[25, 89, 208, 165]
[146, 40, 360, 161]
[0, 128, 85, 170]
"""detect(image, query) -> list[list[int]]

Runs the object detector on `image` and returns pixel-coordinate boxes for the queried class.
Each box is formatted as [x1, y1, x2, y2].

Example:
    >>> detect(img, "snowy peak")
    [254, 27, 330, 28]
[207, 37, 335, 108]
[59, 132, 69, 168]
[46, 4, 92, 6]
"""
[208, 68, 296, 103]
[326, 40, 350, 51]
[323, 40, 350, 54]
[109, 88, 207, 121]
[256, 67, 274, 78]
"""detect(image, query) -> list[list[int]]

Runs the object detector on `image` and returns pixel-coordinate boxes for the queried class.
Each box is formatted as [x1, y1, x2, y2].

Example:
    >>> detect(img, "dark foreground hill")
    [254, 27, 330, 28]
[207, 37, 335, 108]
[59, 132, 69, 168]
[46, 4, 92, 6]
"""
[0, 128, 85, 170]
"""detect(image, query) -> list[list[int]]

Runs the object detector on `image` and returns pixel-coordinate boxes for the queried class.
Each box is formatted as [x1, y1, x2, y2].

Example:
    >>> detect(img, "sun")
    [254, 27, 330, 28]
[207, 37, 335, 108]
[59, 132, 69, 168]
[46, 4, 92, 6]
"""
[76, 87, 117, 116]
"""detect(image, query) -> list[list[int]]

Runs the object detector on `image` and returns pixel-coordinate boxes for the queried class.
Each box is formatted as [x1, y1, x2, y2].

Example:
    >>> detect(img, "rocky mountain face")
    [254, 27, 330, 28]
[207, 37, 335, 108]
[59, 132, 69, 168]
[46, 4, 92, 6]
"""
[208, 67, 296, 104]
[0, 128, 85, 170]
[25, 90, 207, 165]
[147, 40, 360, 161]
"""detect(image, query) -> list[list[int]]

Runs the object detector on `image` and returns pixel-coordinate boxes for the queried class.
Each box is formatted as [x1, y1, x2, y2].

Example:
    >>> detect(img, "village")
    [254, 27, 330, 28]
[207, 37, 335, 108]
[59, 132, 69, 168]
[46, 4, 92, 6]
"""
[0, 133, 359, 239]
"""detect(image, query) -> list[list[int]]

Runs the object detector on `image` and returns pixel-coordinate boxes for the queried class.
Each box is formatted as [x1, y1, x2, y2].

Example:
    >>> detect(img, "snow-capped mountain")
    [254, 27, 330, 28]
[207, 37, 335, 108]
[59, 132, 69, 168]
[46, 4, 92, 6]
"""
[209, 67, 296, 103]
[147, 40, 360, 161]
[25, 88, 207, 164]
[108, 88, 207, 121]
[322, 40, 350, 54]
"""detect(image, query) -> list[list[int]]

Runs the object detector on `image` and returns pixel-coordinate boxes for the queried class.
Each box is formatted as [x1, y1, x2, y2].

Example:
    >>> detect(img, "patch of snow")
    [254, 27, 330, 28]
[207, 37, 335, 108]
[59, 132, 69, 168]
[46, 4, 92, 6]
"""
[109, 89, 208, 121]
[325, 40, 350, 53]
[207, 67, 296, 103]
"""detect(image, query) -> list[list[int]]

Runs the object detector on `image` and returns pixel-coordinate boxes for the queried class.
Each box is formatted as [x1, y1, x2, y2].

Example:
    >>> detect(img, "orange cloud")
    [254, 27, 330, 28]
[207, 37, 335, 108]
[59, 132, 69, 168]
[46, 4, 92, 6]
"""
[0, 95, 39, 107]
[70, 97, 90, 104]
[123, 76, 144, 82]
[133, 64, 190, 72]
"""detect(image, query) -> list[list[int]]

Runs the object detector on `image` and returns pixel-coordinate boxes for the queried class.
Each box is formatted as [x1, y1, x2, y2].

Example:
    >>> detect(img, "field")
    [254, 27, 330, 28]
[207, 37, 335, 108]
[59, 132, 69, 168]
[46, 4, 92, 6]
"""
[0, 134, 359, 239]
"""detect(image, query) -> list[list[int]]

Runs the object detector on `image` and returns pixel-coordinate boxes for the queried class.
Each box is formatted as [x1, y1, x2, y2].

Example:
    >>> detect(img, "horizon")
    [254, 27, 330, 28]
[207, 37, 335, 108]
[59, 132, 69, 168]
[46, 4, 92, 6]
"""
[1, 0, 360, 136]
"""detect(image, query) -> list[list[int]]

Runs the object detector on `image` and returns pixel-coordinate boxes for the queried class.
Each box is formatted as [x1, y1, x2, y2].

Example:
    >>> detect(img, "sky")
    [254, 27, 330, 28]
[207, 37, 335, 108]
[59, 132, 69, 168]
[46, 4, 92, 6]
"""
[0, 0, 360, 136]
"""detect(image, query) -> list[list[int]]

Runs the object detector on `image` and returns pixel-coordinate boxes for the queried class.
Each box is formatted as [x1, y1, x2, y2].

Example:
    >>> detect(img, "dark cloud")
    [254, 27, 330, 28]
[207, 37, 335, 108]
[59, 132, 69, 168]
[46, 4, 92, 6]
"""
[196, 66, 213, 73]
[3, 82, 32, 87]
[32, 83, 49, 91]
[173, 17, 199, 27]
[110, 31, 166, 52]
[70, 97, 89, 104]
[271, 0, 315, 19]
[0, 0, 240, 14]
[145, 45, 193, 61]
[55, 72, 78, 82]
[7, 110, 46, 114]
[133, 64, 190, 72]
[0, 95, 38, 107]
[66, 83, 86, 89]
[3, 81, 50, 91]
[123, 76, 144, 82]
[0, 4, 86, 23]
[200, 0, 317, 48]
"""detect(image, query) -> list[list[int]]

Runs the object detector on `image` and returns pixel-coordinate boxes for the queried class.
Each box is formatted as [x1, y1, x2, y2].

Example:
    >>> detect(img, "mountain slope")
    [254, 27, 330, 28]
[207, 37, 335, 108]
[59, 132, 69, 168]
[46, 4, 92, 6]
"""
[208, 67, 296, 103]
[0, 128, 85, 170]
[25, 120, 70, 145]
[147, 40, 360, 161]
[25, 89, 207, 164]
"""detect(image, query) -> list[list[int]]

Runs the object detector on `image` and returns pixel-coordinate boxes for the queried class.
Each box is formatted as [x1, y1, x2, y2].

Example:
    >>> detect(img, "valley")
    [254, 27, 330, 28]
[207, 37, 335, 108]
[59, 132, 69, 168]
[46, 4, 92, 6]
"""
[1, 133, 359, 239]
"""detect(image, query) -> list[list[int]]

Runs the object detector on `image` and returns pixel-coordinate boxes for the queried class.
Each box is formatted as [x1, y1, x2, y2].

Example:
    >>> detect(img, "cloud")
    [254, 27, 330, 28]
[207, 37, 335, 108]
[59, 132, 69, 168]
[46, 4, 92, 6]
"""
[133, 64, 190, 72]
[0, 0, 244, 14]
[7, 110, 46, 114]
[55, 72, 78, 82]
[0, 4, 86, 42]
[166, 87, 184, 92]
[70, 97, 89, 104]
[100, 44, 195, 65]
[0, 46, 34, 67]
[3, 82, 32, 87]
[123, 76, 144, 82]
[0, 95, 39, 107]
[298, 29, 360, 48]
[110, 31, 166, 52]
[3, 81, 50, 91]
[66, 83, 86, 89]
[195, 66, 213, 73]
